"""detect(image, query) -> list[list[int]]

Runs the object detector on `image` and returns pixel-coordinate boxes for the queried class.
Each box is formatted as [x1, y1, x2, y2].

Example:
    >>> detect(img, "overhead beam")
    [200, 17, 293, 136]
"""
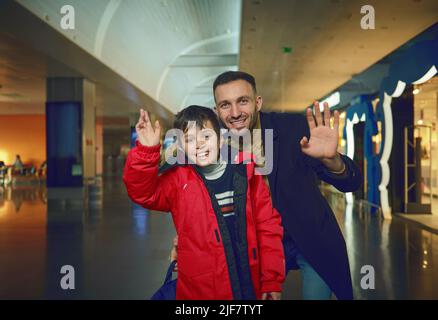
[171, 54, 238, 67]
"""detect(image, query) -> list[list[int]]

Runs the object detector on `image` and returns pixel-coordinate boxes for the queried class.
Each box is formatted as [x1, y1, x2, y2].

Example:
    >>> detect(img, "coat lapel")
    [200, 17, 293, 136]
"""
[259, 112, 280, 195]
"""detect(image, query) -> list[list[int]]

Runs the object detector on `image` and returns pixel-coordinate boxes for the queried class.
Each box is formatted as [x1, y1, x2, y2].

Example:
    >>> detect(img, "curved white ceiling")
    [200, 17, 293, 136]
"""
[17, 0, 242, 113]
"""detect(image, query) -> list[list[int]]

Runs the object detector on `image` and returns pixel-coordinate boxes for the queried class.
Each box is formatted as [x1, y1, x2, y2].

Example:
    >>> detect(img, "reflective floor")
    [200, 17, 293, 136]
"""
[1, 178, 438, 299]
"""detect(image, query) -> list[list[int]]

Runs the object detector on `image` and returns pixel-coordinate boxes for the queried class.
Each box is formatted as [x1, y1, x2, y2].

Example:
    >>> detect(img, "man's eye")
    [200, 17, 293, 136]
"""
[221, 103, 230, 109]
[241, 99, 248, 104]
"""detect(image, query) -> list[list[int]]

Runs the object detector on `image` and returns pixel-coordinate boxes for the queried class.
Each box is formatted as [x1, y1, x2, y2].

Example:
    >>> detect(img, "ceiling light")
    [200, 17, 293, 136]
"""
[417, 119, 424, 125]
[413, 88, 420, 95]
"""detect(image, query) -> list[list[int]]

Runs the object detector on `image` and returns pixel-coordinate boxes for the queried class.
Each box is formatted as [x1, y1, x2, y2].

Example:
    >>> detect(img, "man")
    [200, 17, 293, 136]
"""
[172, 71, 361, 300]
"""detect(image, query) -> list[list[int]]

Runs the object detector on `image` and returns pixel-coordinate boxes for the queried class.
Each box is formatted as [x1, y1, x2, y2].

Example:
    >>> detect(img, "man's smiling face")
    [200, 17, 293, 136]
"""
[214, 79, 262, 133]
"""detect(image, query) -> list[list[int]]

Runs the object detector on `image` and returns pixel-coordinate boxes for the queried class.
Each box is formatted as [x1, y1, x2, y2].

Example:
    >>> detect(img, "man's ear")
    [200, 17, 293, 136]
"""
[213, 106, 218, 116]
[255, 95, 263, 112]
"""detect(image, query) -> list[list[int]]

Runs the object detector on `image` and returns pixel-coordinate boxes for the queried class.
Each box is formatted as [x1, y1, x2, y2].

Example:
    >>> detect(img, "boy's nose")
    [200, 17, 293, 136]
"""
[197, 139, 206, 149]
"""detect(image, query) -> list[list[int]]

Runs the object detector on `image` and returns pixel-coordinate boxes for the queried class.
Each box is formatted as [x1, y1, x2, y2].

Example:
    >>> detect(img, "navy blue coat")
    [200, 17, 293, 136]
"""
[259, 111, 362, 300]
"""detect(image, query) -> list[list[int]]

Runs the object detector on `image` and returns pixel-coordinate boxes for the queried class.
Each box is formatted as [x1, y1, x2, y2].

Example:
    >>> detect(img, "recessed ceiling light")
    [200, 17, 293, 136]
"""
[0, 92, 23, 98]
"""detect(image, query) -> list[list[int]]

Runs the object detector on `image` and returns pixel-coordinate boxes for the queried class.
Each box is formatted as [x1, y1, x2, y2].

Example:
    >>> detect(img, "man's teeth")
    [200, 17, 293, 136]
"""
[230, 118, 246, 124]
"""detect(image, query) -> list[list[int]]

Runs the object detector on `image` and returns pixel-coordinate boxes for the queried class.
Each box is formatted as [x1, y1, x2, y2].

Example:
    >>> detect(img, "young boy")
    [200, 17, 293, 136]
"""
[123, 105, 285, 300]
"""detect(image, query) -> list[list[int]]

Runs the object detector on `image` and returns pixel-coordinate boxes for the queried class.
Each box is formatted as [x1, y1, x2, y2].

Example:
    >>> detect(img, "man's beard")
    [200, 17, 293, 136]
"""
[218, 112, 260, 154]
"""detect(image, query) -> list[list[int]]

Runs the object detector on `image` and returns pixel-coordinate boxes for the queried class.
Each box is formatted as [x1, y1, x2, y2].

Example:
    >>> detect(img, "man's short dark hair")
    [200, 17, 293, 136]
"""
[174, 105, 220, 139]
[213, 71, 257, 96]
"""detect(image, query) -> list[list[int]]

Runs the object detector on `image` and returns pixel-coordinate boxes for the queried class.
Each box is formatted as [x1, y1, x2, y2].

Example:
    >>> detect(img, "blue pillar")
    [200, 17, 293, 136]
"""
[45, 77, 97, 224]
[46, 101, 83, 187]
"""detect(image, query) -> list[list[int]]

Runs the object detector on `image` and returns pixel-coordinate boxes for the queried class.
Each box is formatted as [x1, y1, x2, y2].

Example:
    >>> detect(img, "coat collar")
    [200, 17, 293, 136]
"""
[258, 111, 280, 192]
[259, 111, 279, 139]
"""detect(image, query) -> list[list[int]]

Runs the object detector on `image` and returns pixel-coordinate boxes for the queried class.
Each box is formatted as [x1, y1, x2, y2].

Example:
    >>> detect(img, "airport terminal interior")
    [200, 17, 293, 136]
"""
[1, 0, 438, 299]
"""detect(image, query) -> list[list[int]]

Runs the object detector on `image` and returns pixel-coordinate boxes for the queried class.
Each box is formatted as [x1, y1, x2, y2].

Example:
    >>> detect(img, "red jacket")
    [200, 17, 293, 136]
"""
[123, 143, 285, 300]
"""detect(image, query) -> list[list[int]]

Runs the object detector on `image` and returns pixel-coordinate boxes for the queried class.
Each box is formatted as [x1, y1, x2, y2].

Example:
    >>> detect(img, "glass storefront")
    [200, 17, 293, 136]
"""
[413, 76, 438, 215]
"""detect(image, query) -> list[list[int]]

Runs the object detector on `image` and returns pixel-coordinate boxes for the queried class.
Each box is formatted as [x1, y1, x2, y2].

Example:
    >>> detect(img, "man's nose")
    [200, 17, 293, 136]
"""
[230, 103, 241, 118]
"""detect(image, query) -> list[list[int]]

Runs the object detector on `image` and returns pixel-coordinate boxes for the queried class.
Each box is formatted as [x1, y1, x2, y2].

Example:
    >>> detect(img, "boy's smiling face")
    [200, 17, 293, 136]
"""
[181, 120, 223, 167]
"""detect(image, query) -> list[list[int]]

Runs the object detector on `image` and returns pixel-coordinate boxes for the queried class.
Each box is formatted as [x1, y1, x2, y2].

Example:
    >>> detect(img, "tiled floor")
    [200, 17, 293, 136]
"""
[390, 195, 438, 235]
[395, 214, 438, 235]
[1, 178, 438, 299]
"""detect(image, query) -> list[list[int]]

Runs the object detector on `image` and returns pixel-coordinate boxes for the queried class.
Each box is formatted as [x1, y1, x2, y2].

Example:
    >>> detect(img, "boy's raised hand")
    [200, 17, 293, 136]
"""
[136, 109, 161, 147]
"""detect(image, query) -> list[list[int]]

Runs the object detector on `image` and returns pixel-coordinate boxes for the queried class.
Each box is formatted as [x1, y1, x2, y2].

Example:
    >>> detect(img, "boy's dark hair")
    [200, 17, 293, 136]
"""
[213, 71, 257, 97]
[174, 105, 221, 139]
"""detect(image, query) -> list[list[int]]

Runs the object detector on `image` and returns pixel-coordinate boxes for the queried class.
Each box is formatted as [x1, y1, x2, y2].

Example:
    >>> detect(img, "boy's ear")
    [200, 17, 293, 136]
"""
[176, 137, 185, 153]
